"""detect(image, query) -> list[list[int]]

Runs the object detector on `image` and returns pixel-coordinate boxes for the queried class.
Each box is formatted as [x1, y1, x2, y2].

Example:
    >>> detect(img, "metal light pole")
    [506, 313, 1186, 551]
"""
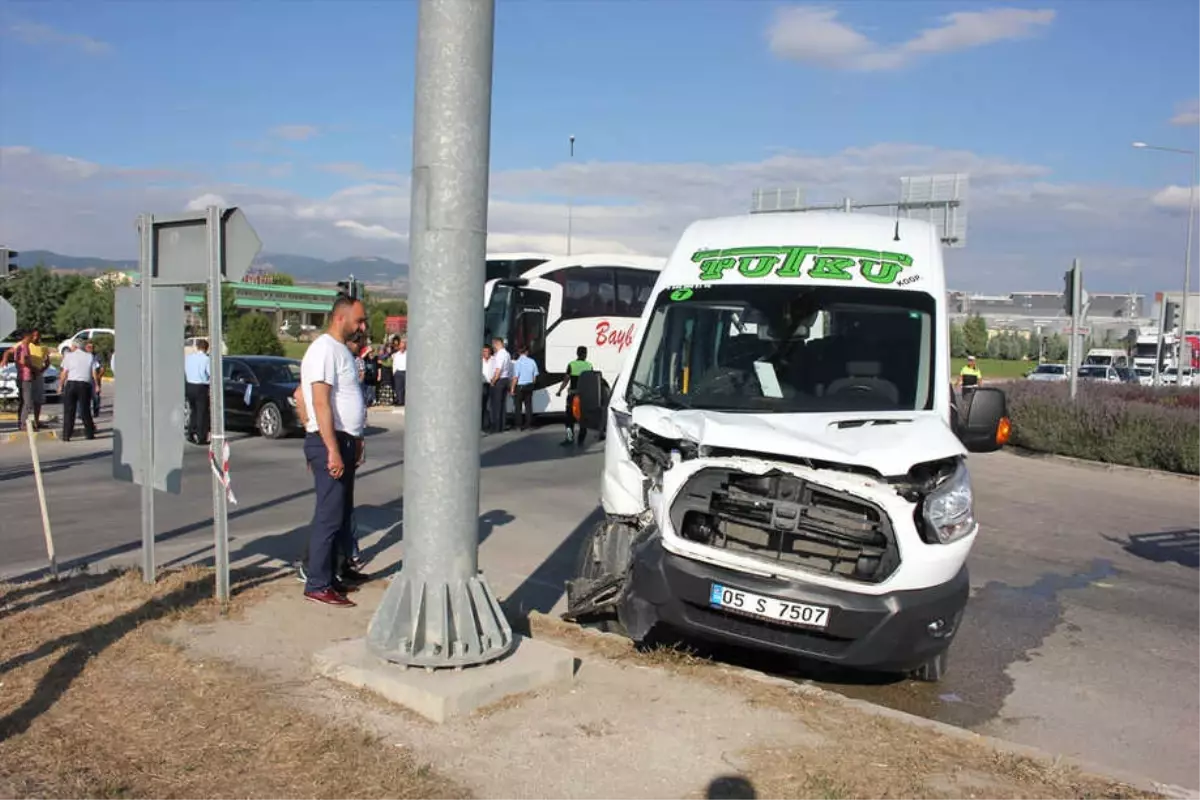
[366, 0, 513, 669]
[1133, 142, 1196, 372]
[566, 134, 575, 256]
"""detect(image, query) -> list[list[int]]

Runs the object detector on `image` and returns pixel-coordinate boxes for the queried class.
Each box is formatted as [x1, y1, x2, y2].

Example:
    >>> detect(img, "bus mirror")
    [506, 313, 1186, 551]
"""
[955, 386, 1009, 453]
[575, 370, 609, 432]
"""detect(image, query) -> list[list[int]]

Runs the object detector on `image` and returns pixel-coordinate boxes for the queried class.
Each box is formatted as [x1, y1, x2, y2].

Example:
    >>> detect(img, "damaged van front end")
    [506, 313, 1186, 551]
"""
[563, 212, 1009, 682]
[567, 407, 979, 680]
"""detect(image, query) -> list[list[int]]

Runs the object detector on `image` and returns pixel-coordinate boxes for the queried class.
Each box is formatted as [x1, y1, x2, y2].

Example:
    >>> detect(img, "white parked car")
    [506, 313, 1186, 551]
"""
[1026, 363, 1068, 382]
[0, 341, 61, 409]
[57, 327, 115, 355]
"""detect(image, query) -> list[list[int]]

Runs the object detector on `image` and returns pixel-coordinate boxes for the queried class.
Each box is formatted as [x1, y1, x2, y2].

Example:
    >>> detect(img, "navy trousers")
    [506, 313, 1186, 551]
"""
[303, 431, 359, 593]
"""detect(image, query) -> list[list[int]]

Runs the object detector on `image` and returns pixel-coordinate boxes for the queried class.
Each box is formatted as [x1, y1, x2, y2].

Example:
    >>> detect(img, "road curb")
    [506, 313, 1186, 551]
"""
[2, 429, 59, 444]
[1006, 446, 1199, 483]
[527, 612, 1196, 800]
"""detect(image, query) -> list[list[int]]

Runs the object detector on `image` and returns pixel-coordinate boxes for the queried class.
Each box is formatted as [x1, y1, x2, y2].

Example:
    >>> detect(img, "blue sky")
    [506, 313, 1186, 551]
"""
[0, 0, 1197, 293]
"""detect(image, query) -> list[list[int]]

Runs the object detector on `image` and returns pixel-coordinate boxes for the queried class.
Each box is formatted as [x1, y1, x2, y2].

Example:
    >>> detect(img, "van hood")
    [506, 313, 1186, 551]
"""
[630, 405, 964, 477]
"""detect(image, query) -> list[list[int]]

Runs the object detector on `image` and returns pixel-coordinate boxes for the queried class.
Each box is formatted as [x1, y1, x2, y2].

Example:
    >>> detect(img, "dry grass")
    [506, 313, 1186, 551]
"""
[0, 566, 468, 799]
[529, 613, 1160, 800]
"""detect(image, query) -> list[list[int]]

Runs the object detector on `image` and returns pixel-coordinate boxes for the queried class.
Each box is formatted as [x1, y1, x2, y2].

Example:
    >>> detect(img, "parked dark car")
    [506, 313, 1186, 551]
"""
[1114, 366, 1141, 384]
[183, 355, 304, 439]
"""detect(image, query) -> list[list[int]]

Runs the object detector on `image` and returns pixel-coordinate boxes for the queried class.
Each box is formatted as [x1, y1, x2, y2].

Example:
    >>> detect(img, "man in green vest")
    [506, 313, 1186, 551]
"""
[957, 355, 983, 390]
[556, 345, 593, 447]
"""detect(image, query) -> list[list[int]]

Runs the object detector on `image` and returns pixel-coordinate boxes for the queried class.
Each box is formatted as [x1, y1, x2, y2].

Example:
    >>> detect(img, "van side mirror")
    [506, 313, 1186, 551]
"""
[574, 370, 609, 432]
[954, 386, 1011, 453]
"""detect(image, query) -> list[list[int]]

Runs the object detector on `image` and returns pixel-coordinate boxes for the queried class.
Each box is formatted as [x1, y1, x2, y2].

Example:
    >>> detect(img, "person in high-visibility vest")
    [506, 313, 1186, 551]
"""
[957, 355, 983, 389]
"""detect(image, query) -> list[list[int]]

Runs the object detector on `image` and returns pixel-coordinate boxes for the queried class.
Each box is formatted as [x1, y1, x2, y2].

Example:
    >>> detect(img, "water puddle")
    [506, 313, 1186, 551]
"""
[824, 559, 1118, 728]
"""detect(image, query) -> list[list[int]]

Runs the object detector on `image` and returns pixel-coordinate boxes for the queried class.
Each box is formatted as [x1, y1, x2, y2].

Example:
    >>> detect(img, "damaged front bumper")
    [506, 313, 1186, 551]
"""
[618, 535, 969, 675]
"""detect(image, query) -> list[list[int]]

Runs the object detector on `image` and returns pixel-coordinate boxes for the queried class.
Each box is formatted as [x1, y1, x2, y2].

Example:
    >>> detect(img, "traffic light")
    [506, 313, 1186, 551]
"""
[1163, 301, 1180, 332]
[337, 275, 360, 300]
[0, 247, 17, 277]
[1062, 265, 1080, 316]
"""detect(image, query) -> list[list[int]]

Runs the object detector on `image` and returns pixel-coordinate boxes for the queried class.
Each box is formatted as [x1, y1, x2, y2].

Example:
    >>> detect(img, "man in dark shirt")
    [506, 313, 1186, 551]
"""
[556, 345, 593, 448]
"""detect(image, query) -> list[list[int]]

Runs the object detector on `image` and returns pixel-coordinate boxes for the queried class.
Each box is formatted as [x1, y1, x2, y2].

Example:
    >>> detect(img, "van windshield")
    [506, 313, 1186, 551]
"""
[627, 285, 936, 413]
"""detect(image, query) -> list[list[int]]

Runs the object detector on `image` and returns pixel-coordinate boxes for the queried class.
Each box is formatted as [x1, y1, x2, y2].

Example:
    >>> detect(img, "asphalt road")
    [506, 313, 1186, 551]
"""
[1, 406, 1197, 790]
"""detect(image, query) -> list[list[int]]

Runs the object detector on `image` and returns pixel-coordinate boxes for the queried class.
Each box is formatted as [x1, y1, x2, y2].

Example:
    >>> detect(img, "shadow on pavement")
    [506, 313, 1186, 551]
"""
[3, 455, 408, 584]
[0, 570, 124, 624]
[0, 448, 113, 483]
[501, 505, 604, 630]
[1104, 529, 1200, 569]
[706, 775, 757, 799]
[0, 563, 285, 740]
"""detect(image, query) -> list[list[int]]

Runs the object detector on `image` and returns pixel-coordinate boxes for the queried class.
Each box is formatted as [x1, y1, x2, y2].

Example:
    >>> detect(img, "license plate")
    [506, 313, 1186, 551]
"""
[709, 583, 831, 630]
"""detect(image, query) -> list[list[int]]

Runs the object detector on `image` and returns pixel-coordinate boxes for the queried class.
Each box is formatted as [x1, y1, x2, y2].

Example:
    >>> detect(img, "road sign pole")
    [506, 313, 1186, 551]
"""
[138, 214, 157, 583]
[207, 206, 231, 603]
[1069, 259, 1082, 402]
[367, 0, 514, 668]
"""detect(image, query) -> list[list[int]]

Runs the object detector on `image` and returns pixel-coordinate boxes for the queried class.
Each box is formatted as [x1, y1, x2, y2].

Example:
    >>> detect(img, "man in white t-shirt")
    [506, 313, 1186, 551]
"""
[299, 295, 369, 607]
[487, 336, 513, 433]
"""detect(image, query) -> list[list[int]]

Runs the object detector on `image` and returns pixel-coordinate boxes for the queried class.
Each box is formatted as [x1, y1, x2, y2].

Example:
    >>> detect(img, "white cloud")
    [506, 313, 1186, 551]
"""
[270, 124, 320, 142]
[334, 220, 405, 241]
[4, 19, 112, 55]
[1169, 98, 1199, 127]
[768, 5, 1055, 71]
[0, 143, 1189, 294]
[1151, 185, 1197, 213]
[185, 193, 230, 211]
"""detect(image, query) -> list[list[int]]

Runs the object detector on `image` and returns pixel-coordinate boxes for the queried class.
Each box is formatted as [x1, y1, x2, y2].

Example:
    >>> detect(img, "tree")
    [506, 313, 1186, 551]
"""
[227, 312, 284, 356]
[949, 322, 967, 358]
[193, 282, 241, 335]
[55, 284, 113, 335]
[284, 318, 302, 340]
[368, 309, 387, 344]
[963, 314, 989, 358]
[268, 273, 295, 286]
[1046, 333, 1069, 362]
[8, 265, 72, 336]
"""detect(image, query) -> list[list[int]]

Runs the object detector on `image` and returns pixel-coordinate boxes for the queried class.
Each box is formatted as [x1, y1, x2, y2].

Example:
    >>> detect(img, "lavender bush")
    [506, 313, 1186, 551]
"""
[1000, 382, 1200, 474]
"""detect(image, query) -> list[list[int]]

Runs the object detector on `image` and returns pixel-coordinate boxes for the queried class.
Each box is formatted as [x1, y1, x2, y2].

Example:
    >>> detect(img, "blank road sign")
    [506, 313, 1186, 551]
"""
[112, 285, 187, 494]
[0, 297, 14, 342]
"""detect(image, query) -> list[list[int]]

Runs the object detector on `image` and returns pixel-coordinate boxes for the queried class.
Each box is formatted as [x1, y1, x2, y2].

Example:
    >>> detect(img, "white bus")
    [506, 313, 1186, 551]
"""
[483, 253, 666, 415]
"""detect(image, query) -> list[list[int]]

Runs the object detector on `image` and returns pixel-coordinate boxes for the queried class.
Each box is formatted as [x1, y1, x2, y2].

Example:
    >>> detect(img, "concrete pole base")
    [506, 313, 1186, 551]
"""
[366, 571, 514, 669]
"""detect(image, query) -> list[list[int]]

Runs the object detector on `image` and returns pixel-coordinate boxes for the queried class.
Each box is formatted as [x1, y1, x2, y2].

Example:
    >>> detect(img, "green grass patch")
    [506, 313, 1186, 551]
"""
[282, 341, 309, 360]
[951, 358, 1032, 380]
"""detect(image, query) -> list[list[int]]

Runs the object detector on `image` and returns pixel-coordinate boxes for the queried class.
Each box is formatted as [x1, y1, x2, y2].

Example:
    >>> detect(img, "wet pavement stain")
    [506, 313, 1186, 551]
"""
[822, 558, 1119, 729]
[645, 559, 1120, 732]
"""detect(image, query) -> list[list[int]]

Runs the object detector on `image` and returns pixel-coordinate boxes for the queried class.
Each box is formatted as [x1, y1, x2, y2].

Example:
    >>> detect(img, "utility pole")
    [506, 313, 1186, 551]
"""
[566, 135, 575, 256]
[1064, 259, 1086, 402]
[366, 0, 513, 668]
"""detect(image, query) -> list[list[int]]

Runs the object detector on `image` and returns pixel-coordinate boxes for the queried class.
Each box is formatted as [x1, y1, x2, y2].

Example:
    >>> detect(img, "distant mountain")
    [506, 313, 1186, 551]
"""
[13, 250, 137, 273]
[12, 249, 408, 288]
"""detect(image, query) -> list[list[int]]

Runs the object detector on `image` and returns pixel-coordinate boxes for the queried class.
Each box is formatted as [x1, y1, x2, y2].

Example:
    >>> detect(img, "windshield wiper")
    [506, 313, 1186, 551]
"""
[629, 380, 693, 409]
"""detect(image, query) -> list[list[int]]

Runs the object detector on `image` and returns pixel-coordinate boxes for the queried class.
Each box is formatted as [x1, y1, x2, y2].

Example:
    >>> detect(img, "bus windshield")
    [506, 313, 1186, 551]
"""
[627, 284, 936, 414]
[484, 284, 514, 343]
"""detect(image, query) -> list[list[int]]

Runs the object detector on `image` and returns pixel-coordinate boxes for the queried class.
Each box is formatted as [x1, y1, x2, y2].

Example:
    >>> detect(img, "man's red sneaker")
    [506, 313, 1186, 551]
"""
[304, 588, 356, 607]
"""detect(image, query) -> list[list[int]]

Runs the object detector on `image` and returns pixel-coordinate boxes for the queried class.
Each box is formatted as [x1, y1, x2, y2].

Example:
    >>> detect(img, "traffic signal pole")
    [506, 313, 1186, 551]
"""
[366, 0, 514, 668]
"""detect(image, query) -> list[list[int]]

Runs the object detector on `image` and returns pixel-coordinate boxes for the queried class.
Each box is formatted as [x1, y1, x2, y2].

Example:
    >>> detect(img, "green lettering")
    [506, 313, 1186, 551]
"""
[807, 256, 855, 280]
[737, 254, 779, 278]
[858, 259, 904, 284]
[693, 252, 737, 281]
[670, 287, 694, 301]
[774, 246, 814, 278]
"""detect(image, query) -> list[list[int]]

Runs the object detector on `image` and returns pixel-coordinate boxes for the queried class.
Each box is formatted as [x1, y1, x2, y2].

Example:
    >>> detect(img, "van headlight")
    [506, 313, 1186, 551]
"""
[922, 461, 977, 544]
